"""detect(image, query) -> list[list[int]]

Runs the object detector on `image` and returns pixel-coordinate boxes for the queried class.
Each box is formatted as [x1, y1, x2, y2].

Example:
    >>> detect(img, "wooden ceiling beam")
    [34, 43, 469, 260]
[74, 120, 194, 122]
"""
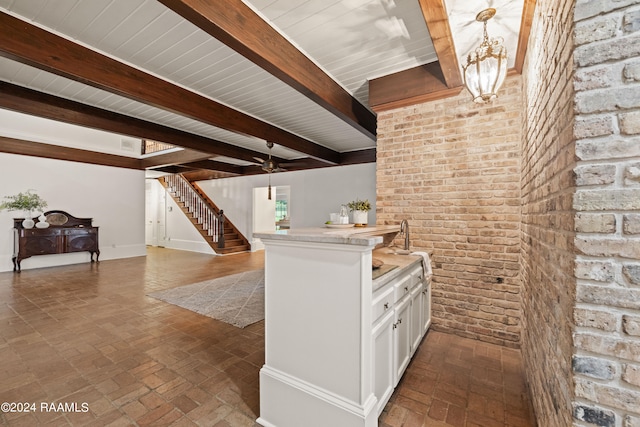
[0, 11, 340, 165]
[515, 0, 537, 73]
[159, 0, 376, 140]
[0, 82, 285, 166]
[369, 62, 463, 112]
[0, 136, 142, 170]
[340, 148, 377, 165]
[179, 160, 244, 175]
[418, 0, 463, 88]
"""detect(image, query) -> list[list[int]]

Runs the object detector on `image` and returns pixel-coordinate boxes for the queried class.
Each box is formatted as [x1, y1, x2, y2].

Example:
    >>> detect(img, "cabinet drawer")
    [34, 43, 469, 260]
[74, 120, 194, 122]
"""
[62, 228, 95, 236]
[372, 285, 394, 323]
[410, 265, 425, 284]
[393, 274, 413, 302]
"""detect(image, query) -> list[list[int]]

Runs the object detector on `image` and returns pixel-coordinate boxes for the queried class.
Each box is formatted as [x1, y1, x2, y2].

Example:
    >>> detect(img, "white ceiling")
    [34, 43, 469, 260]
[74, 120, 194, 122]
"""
[0, 0, 523, 162]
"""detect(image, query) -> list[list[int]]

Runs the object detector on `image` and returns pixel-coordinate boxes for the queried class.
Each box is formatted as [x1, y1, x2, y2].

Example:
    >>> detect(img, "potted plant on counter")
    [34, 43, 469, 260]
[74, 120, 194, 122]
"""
[0, 190, 48, 229]
[347, 198, 371, 226]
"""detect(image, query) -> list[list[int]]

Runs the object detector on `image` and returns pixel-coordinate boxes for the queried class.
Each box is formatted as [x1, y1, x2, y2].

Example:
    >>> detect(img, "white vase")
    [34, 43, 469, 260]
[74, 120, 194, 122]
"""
[22, 216, 35, 229]
[352, 210, 368, 225]
[36, 213, 50, 228]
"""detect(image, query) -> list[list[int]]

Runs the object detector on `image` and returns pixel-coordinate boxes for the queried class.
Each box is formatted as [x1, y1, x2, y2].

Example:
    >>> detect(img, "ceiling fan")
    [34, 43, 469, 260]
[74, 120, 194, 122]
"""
[253, 141, 286, 174]
[252, 141, 285, 199]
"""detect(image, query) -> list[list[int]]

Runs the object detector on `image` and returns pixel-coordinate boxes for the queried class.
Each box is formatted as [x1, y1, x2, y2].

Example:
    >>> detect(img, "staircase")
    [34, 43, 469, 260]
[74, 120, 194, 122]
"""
[159, 174, 250, 255]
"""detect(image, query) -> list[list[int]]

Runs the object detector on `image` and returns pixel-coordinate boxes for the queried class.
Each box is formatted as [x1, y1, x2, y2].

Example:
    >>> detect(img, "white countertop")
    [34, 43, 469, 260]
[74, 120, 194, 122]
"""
[254, 225, 400, 246]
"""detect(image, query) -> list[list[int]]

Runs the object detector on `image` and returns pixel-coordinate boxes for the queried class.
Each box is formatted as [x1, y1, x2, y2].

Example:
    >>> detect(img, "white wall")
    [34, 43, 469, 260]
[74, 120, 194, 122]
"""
[0, 153, 146, 272]
[0, 111, 146, 272]
[196, 163, 377, 249]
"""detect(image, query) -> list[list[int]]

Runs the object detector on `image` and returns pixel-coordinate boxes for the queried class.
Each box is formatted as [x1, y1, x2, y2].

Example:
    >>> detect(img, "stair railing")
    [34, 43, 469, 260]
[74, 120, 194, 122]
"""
[163, 174, 223, 246]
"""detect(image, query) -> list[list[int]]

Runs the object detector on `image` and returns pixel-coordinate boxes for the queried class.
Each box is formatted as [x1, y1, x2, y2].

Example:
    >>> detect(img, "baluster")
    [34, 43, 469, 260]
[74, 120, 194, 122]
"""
[165, 174, 227, 245]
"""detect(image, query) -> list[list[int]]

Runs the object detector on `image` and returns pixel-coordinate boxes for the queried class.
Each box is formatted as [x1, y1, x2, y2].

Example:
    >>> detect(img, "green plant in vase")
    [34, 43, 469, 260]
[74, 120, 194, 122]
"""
[347, 198, 371, 226]
[0, 190, 48, 229]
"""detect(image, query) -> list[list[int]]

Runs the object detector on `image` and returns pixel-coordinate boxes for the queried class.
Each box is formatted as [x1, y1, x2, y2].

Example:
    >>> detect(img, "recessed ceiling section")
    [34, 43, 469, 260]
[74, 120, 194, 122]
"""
[445, 0, 524, 71]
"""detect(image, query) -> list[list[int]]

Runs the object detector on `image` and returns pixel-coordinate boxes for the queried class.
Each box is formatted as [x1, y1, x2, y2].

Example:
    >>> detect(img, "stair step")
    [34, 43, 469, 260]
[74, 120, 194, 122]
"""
[217, 246, 250, 254]
[223, 239, 244, 247]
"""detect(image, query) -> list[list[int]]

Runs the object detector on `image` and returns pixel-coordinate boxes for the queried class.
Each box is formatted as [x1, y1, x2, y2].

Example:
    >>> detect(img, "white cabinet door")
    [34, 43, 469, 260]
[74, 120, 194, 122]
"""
[372, 310, 394, 416]
[421, 278, 432, 335]
[409, 283, 422, 356]
[393, 294, 411, 385]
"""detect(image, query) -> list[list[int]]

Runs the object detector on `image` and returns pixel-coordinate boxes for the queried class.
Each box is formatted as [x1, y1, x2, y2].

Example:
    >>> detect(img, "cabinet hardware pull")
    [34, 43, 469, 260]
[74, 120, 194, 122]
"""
[393, 322, 398, 329]
[404, 286, 409, 292]
[398, 318, 402, 324]
[384, 302, 389, 310]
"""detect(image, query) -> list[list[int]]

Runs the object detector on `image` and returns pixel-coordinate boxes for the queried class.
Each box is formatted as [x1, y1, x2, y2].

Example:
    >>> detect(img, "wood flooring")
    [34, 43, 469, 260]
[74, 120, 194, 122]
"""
[0, 247, 535, 426]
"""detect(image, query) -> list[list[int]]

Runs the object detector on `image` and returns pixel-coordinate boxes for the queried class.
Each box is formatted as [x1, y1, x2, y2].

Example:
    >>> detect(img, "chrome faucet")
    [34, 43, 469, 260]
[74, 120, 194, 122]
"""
[400, 219, 410, 251]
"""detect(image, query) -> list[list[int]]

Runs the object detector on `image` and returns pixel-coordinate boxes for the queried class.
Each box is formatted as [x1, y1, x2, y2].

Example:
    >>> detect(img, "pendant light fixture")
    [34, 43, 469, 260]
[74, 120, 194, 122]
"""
[462, 8, 508, 103]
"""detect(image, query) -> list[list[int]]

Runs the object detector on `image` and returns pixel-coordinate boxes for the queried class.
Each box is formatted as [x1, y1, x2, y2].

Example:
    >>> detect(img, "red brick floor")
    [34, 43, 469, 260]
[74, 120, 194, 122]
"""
[380, 331, 536, 427]
[0, 248, 535, 426]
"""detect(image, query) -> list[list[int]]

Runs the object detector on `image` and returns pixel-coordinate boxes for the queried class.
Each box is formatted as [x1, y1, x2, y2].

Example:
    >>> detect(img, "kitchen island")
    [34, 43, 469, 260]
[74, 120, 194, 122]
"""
[254, 226, 431, 427]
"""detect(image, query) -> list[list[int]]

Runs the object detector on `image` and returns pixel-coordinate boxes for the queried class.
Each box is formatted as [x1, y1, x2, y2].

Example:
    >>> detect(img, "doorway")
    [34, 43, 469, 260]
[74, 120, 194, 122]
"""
[145, 179, 166, 247]
[252, 185, 290, 249]
[275, 186, 290, 229]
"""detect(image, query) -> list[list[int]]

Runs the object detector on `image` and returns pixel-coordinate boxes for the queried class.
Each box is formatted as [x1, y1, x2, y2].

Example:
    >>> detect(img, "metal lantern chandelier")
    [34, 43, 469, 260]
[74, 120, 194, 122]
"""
[462, 8, 508, 103]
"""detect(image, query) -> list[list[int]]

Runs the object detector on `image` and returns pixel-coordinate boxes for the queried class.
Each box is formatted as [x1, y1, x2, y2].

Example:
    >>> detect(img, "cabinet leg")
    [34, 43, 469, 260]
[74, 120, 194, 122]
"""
[12, 257, 21, 273]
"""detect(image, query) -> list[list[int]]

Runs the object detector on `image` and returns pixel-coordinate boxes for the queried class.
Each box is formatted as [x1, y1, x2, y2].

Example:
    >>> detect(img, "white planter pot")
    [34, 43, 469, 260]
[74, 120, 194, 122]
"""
[22, 211, 34, 229]
[36, 213, 50, 228]
[352, 210, 368, 225]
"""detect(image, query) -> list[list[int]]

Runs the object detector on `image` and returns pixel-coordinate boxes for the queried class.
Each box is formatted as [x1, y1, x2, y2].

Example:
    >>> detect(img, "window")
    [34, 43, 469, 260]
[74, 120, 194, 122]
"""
[275, 200, 288, 222]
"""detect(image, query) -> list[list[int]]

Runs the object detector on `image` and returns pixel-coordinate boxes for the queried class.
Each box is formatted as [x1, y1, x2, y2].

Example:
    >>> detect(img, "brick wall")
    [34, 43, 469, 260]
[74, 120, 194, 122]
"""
[376, 75, 523, 348]
[519, 0, 577, 425]
[571, 0, 640, 425]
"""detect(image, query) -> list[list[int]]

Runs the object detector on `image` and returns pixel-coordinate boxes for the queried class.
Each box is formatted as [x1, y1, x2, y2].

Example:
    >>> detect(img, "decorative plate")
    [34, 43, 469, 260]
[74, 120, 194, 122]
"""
[46, 213, 68, 226]
[324, 223, 355, 228]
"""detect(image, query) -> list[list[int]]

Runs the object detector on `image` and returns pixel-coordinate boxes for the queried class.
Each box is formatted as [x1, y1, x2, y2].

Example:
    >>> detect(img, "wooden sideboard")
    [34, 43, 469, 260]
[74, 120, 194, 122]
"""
[12, 210, 100, 272]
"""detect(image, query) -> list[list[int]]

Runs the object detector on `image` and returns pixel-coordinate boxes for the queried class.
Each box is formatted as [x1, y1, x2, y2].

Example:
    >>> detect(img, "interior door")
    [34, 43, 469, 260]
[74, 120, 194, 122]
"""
[145, 179, 167, 247]
[145, 180, 155, 246]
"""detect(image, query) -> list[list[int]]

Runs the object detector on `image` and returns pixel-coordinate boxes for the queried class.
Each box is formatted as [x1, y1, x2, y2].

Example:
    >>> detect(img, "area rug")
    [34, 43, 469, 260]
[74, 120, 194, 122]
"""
[148, 270, 264, 328]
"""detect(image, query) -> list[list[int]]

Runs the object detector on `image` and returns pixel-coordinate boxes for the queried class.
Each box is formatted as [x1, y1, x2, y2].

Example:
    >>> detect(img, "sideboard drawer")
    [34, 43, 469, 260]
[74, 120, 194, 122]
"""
[62, 228, 96, 236]
[20, 228, 62, 237]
